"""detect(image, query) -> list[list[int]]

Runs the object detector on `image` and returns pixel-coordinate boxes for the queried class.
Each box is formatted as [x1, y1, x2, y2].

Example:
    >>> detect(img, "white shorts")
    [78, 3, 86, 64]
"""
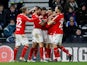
[49, 34, 63, 45]
[42, 30, 49, 43]
[15, 34, 29, 47]
[32, 29, 43, 43]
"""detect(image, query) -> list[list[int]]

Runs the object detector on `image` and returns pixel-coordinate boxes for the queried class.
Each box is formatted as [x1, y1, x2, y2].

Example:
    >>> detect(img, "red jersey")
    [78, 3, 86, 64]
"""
[32, 13, 42, 29]
[48, 13, 64, 35]
[15, 14, 37, 34]
[41, 14, 48, 30]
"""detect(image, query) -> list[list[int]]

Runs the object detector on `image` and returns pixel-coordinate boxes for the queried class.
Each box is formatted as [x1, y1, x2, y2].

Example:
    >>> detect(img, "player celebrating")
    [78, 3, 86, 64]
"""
[54, 6, 72, 61]
[40, 7, 51, 61]
[27, 6, 41, 62]
[14, 6, 38, 62]
[27, 7, 51, 62]
[46, 6, 72, 61]
[27, 6, 47, 62]
[46, 6, 64, 61]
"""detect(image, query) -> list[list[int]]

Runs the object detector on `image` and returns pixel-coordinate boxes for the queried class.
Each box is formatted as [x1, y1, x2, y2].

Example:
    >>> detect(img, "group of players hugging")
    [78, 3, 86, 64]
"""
[13, 5, 72, 62]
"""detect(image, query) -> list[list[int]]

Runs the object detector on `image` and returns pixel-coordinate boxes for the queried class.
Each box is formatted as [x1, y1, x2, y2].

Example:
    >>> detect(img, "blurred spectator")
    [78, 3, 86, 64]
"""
[0, 4, 8, 36]
[49, 0, 66, 10]
[3, 19, 16, 38]
[76, 5, 87, 26]
[0, 0, 9, 9]
[76, 0, 87, 7]
[7, 4, 19, 22]
[49, 0, 53, 7]
[72, 29, 84, 43]
[61, 0, 66, 8]
[65, 7, 76, 21]
[65, 0, 78, 12]
[51, 0, 61, 10]
[65, 19, 78, 42]
[9, 0, 24, 9]
[66, 16, 77, 27]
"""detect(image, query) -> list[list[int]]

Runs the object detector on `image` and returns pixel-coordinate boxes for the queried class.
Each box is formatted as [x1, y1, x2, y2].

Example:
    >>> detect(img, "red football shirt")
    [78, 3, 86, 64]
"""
[15, 14, 37, 34]
[48, 13, 64, 35]
[41, 14, 48, 30]
[32, 13, 42, 29]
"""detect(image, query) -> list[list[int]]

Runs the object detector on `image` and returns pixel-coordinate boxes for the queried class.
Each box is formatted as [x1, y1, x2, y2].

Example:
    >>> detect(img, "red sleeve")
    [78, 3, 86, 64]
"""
[61, 14, 64, 19]
[24, 15, 38, 22]
[52, 15, 59, 22]
[45, 24, 51, 29]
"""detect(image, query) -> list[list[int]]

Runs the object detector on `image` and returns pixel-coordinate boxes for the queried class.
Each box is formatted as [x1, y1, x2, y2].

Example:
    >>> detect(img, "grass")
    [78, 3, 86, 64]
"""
[0, 62, 87, 65]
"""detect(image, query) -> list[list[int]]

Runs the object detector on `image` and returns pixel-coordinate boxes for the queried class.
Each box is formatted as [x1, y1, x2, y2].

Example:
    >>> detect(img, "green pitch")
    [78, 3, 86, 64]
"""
[0, 62, 87, 65]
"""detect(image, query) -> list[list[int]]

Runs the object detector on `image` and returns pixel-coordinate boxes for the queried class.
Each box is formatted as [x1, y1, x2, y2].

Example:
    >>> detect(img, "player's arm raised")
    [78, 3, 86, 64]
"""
[47, 15, 58, 25]
[25, 15, 38, 22]
[28, 7, 36, 14]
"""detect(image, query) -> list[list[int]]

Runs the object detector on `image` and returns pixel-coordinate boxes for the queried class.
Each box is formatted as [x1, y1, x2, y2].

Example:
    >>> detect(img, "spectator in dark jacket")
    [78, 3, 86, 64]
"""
[0, 4, 8, 36]
[49, 0, 66, 10]
[7, 4, 19, 22]
[76, 0, 87, 7]
[65, 18, 78, 42]
[65, 7, 76, 21]
[64, 0, 78, 12]
[72, 29, 84, 43]
[0, 0, 9, 9]
[49, 0, 53, 7]
[51, 0, 61, 10]
[76, 5, 87, 26]
[3, 19, 16, 38]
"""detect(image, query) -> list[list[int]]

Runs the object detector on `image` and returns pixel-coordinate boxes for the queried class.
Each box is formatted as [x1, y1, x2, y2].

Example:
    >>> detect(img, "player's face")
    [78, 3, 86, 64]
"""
[55, 7, 60, 13]
[10, 7, 15, 12]
[25, 9, 29, 14]
[37, 9, 41, 14]
[41, 10, 46, 15]
[76, 29, 81, 35]
[70, 16, 74, 21]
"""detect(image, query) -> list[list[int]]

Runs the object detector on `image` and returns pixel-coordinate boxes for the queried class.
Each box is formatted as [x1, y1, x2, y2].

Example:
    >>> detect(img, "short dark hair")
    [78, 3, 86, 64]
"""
[35, 6, 41, 10]
[42, 7, 47, 10]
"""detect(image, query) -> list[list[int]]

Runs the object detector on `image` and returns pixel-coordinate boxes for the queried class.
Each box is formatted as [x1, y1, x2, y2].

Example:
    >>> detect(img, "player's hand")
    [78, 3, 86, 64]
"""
[39, 15, 43, 19]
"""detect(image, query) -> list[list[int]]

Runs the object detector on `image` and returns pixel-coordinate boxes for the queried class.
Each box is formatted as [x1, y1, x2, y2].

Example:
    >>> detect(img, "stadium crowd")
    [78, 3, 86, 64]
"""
[0, 0, 87, 43]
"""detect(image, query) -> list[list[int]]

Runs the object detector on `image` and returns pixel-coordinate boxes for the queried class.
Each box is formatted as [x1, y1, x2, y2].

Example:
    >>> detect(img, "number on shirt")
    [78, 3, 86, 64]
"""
[16, 18, 22, 31]
[59, 18, 64, 30]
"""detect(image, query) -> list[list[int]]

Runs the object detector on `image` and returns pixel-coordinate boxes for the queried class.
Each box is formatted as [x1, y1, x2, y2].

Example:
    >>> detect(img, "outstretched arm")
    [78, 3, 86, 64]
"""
[47, 15, 58, 25]
[25, 15, 38, 22]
